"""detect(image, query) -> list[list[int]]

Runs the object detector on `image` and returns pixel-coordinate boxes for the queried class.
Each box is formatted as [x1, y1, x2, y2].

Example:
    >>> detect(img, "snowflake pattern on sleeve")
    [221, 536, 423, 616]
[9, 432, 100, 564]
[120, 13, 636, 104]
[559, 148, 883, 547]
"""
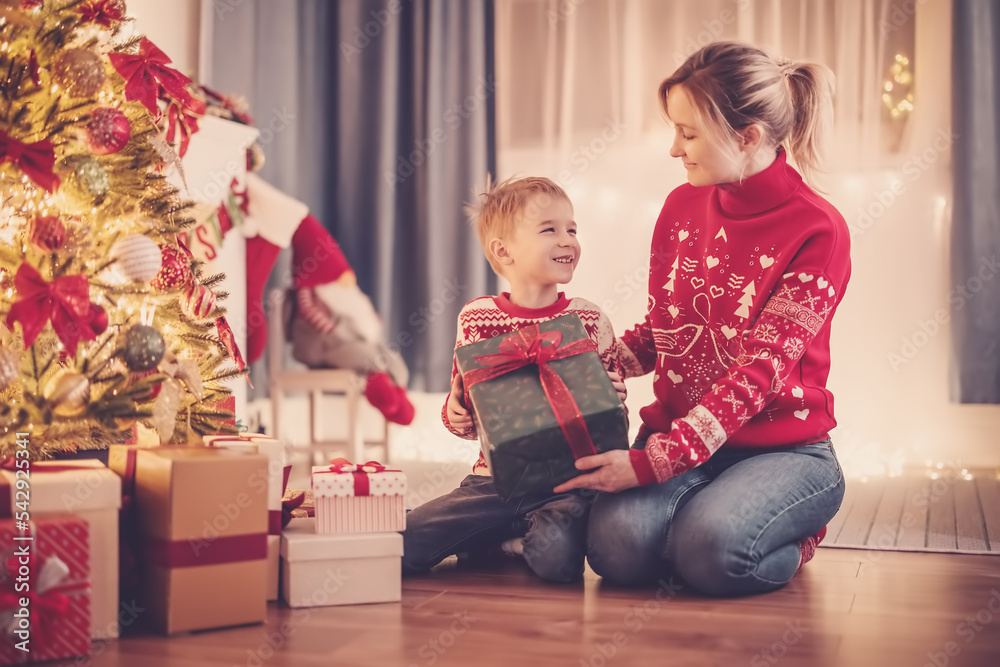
[640, 272, 838, 483]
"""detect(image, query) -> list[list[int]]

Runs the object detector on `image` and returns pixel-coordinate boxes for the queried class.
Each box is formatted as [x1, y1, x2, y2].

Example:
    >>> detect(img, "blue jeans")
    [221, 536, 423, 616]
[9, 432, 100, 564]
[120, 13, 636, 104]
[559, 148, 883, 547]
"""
[402, 475, 593, 583]
[586, 439, 844, 596]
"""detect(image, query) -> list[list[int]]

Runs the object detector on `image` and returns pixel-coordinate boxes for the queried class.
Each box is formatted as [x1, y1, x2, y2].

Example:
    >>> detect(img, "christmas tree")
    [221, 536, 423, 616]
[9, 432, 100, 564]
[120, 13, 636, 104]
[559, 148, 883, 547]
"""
[0, 0, 242, 459]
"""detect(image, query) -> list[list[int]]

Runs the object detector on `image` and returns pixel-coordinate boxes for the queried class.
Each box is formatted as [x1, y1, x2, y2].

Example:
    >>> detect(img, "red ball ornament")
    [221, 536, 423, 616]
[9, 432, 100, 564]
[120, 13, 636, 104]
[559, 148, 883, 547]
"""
[181, 284, 215, 319]
[85, 107, 130, 155]
[150, 244, 193, 291]
[30, 215, 66, 251]
[87, 302, 108, 336]
[129, 369, 162, 401]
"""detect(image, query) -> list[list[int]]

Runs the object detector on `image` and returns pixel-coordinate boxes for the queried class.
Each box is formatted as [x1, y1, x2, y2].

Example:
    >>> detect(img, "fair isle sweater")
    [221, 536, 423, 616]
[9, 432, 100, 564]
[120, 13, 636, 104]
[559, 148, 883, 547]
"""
[622, 150, 851, 485]
[442, 292, 628, 475]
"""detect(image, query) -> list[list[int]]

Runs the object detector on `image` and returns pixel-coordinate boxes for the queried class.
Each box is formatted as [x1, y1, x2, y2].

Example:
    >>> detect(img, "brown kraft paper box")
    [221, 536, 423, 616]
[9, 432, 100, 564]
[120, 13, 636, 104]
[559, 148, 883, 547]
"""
[108, 445, 269, 635]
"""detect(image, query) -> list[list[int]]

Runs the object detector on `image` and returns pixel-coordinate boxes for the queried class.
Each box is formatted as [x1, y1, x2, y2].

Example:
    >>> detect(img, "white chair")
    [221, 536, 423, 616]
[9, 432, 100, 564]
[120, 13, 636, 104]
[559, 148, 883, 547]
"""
[267, 289, 388, 463]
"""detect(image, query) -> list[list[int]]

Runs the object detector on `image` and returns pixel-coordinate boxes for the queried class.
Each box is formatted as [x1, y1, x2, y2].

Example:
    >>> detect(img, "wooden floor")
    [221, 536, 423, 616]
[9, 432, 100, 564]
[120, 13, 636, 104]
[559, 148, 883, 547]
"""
[826, 468, 1000, 554]
[72, 548, 1000, 667]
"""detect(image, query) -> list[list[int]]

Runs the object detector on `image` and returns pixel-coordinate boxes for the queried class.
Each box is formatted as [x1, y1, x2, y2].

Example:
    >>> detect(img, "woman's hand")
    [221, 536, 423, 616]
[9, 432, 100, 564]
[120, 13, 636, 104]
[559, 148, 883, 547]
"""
[446, 374, 474, 430]
[607, 370, 626, 403]
[553, 449, 639, 494]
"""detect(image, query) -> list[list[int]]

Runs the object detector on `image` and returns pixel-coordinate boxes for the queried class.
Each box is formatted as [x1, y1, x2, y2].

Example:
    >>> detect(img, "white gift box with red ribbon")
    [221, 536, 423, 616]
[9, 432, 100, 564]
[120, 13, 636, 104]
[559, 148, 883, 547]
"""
[203, 434, 290, 600]
[311, 459, 406, 534]
[280, 517, 401, 607]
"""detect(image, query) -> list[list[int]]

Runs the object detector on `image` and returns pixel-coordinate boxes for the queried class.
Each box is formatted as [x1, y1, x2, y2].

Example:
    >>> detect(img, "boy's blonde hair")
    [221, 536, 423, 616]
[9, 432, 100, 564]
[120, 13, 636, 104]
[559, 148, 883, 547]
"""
[465, 175, 570, 274]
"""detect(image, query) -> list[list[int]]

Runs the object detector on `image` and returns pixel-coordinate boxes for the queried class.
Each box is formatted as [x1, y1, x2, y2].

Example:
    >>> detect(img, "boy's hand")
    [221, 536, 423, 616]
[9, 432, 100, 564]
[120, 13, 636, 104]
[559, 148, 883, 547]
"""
[553, 450, 639, 494]
[607, 370, 626, 403]
[446, 374, 474, 430]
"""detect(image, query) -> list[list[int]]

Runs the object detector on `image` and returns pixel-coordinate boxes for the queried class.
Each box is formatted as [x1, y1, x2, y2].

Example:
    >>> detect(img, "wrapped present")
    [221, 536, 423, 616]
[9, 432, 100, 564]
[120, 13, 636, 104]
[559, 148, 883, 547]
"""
[455, 313, 629, 501]
[0, 517, 90, 664]
[203, 434, 291, 601]
[1, 459, 120, 640]
[280, 517, 401, 608]
[312, 460, 405, 534]
[108, 445, 268, 635]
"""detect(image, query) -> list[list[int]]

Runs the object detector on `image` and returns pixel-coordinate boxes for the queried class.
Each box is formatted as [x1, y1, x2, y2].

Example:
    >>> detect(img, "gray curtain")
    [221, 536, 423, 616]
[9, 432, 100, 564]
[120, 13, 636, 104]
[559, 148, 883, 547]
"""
[951, 0, 1000, 402]
[210, 0, 496, 393]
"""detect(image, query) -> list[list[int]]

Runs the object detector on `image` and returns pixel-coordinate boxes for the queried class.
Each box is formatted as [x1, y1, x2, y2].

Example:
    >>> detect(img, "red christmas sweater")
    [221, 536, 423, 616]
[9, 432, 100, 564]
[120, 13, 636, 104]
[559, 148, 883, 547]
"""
[442, 292, 628, 475]
[622, 150, 851, 485]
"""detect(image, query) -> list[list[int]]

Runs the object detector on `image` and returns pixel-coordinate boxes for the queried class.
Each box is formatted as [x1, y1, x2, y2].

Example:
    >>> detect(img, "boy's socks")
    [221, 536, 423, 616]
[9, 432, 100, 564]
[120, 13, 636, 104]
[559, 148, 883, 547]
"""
[796, 525, 828, 572]
[500, 537, 524, 557]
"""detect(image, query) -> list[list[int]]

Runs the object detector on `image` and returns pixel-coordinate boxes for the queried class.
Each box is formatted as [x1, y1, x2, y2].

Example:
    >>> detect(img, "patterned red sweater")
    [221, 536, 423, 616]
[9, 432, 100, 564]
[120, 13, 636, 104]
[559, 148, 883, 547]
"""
[442, 292, 628, 475]
[622, 150, 851, 485]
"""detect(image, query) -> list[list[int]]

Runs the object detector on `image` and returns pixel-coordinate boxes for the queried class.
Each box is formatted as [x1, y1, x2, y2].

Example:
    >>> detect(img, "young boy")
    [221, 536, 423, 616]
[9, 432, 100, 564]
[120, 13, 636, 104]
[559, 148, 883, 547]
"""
[401, 176, 629, 583]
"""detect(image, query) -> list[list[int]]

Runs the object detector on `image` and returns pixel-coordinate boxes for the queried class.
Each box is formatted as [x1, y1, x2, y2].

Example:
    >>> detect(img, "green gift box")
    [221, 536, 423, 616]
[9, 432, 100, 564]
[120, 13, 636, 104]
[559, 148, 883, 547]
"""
[455, 313, 629, 501]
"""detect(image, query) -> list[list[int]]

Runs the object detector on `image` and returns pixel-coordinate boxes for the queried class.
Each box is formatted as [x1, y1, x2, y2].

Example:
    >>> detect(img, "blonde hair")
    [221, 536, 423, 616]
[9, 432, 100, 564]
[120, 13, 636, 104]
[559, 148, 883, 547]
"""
[659, 41, 834, 186]
[465, 175, 570, 274]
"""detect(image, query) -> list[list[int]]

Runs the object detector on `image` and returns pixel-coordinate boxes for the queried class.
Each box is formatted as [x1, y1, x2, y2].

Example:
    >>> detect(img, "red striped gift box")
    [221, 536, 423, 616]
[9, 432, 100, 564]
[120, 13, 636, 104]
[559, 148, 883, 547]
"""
[311, 460, 405, 534]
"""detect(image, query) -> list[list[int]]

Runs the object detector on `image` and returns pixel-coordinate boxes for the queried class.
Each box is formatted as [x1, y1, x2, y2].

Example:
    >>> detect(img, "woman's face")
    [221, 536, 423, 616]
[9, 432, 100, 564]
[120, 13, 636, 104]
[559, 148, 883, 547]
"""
[666, 85, 745, 187]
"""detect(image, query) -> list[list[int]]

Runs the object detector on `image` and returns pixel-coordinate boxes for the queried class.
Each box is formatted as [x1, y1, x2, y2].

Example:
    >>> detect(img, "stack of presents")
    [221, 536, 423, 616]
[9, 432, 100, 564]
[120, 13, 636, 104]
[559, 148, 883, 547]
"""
[0, 313, 627, 663]
[0, 435, 406, 663]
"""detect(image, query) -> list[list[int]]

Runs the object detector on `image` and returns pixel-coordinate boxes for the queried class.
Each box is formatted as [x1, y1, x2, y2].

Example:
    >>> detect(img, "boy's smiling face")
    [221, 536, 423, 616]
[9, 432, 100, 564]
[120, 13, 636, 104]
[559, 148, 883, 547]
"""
[496, 194, 580, 289]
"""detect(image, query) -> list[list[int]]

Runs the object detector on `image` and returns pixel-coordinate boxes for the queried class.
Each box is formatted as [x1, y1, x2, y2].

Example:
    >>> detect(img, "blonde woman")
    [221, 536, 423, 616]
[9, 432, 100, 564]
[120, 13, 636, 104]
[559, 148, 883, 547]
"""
[556, 42, 849, 596]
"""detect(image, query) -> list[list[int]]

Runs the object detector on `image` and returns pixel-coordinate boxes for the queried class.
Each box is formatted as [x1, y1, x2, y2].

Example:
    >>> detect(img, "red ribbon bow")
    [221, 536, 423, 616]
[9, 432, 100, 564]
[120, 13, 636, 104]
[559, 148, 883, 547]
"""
[0, 130, 60, 192]
[77, 0, 126, 27]
[165, 95, 207, 157]
[108, 38, 202, 122]
[5, 263, 96, 353]
[463, 324, 600, 461]
[321, 458, 397, 497]
[0, 527, 88, 653]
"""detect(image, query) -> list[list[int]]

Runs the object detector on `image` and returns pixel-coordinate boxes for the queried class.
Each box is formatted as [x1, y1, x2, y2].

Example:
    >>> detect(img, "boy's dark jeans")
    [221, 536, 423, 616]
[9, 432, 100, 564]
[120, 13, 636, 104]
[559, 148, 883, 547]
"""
[402, 474, 594, 583]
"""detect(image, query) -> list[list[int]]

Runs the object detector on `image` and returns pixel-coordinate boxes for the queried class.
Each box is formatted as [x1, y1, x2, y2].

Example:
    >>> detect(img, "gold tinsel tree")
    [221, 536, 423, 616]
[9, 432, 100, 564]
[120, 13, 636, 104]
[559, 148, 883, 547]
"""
[0, 0, 242, 459]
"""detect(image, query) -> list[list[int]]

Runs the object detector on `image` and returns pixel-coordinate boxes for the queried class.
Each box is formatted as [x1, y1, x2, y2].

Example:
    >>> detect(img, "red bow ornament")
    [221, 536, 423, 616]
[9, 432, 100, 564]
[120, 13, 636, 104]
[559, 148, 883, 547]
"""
[108, 38, 200, 120]
[5, 263, 97, 353]
[165, 94, 206, 157]
[77, 0, 126, 27]
[0, 130, 60, 192]
[463, 324, 600, 461]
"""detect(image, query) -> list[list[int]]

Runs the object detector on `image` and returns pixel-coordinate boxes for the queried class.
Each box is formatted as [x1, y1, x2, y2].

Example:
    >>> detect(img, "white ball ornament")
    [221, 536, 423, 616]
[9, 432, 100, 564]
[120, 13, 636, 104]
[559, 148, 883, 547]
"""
[111, 234, 163, 283]
[45, 371, 91, 417]
[0, 346, 19, 391]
